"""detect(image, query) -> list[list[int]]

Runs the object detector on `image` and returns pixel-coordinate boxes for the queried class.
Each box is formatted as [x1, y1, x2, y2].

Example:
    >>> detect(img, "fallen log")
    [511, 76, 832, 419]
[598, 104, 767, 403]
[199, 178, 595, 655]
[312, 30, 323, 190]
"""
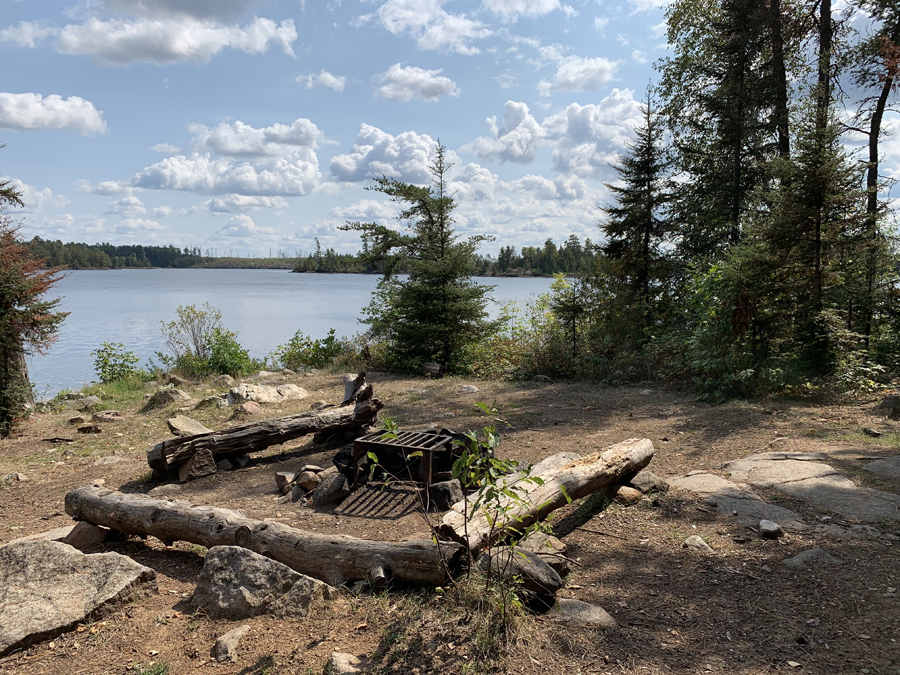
[147, 397, 383, 476]
[438, 438, 655, 551]
[65, 486, 463, 587]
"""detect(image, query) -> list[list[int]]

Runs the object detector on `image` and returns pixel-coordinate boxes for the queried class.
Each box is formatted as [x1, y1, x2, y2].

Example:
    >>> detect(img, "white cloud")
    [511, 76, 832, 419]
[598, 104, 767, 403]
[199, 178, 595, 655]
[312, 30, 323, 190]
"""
[148, 205, 173, 217]
[629, 0, 662, 12]
[594, 17, 609, 32]
[205, 194, 290, 212]
[482, 0, 560, 22]
[447, 163, 499, 201]
[542, 88, 642, 179]
[106, 195, 146, 216]
[537, 55, 618, 95]
[103, 0, 265, 21]
[0, 21, 56, 48]
[214, 214, 277, 237]
[116, 217, 166, 234]
[75, 179, 136, 195]
[132, 152, 322, 196]
[501, 173, 586, 200]
[375, 64, 459, 102]
[150, 143, 181, 153]
[372, 0, 491, 55]
[328, 199, 399, 221]
[0, 93, 106, 135]
[298, 70, 347, 92]
[631, 49, 648, 63]
[6, 17, 297, 65]
[330, 124, 436, 183]
[2, 178, 70, 213]
[462, 101, 545, 164]
[189, 118, 323, 158]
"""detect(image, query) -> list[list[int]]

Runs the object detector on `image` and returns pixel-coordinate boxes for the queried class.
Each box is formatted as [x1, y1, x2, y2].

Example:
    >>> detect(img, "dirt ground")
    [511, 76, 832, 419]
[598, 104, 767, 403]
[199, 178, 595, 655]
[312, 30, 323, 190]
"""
[1, 372, 898, 675]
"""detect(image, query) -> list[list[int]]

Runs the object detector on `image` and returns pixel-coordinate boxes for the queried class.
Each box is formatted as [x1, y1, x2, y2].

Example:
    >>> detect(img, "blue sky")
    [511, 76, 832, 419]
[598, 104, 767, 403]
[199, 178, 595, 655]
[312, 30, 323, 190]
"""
[1, 0, 896, 258]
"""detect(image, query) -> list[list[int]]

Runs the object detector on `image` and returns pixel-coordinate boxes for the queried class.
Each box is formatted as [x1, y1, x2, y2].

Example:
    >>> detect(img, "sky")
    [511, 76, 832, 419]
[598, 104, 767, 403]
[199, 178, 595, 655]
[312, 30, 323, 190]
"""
[1, 0, 897, 258]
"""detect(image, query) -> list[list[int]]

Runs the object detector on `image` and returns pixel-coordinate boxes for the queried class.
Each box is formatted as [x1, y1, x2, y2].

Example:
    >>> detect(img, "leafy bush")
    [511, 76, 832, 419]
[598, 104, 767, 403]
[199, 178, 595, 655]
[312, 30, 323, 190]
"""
[160, 303, 222, 362]
[91, 342, 142, 382]
[207, 327, 258, 376]
[273, 328, 348, 370]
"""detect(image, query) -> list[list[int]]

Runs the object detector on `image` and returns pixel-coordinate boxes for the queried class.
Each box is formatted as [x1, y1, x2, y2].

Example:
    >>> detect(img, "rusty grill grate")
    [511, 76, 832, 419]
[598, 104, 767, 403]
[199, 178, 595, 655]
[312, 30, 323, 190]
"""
[354, 430, 453, 454]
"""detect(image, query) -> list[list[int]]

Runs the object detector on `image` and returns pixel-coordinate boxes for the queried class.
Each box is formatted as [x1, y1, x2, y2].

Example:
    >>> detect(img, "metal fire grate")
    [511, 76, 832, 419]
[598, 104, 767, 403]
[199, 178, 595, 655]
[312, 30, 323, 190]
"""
[351, 430, 453, 496]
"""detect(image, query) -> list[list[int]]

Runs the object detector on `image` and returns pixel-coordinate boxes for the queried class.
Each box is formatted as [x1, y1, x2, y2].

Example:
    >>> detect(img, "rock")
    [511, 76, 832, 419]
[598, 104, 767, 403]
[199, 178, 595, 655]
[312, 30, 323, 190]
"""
[0, 540, 157, 657]
[178, 448, 218, 482]
[167, 415, 213, 437]
[148, 484, 181, 497]
[547, 599, 616, 628]
[92, 456, 124, 467]
[216, 459, 234, 472]
[428, 479, 463, 511]
[227, 383, 308, 406]
[458, 385, 480, 393]
[229, 453, 251, 469]
[214, 624, 250, 663]
[862, 427, 883, 438]
[863, 457, 900, 479]
[639, 389, 653, 395]
[627, 470, 669, 494]
[532, 375, 552, 382]
[288, 484, 306, 502]
[67, 415, 87, 426]
[519, 531, 569, 576]
[310, 400, 329, 411]
[281, 368, 296, 376]
[776, 473, 900, 523]
[782, 548, 842, 568]
[478, 547, 562, 597]
[195, 396, 228, 410]
[80, 395, 102, 411]
[311, 468, 350, 508]
[759, 519, 784, 539]
[91, 478, 106, 487]
[722, 455, 840, 488]
[1, 472, 27, 482]
[164, 373, 191, 387]
[190, 546, 339, 620]
[683, 535, 714, 553]
[612, 485, 643, 506]
[5, 524, 76, 546]
[213, 374, 236, 388]
[142, 389, 192, 411]
[230, 401, 264, 420]
[324, 652, 368, 675]
[77, 424, 102, 434]
[302, 464, 326, 473]
[60, 521, 110, 550]
[257, 370, 279, 379]
[275, 471, 296, 493]
[295, 471, 322, 492]
[877, 395, 900, 419]
[91, 411, 124, 422]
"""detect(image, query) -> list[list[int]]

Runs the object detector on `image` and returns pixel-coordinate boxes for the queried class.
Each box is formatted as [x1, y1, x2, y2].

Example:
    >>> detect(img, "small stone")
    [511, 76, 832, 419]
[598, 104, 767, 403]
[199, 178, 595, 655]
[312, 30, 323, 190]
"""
[166, 415, 212, 437]
[67, 415, 87, 426]
[1, 473, 27, 482]
[627, 470, 669, 494]
[275, 471, 296, 493]
[301, 464, 326, 473]
[458, 385, 480, 393]
[79, 395, 102, 411]
[77, 424, 102, 434]
[324, 652, 367, 675]
[532, 375, 551, 383]
[782, 548, 842, 568]
[61, 521, 110, 550]
[295, 471, 322, 492]
[639, 389, 653, 395]
[215, 459, 234, 472]
[311, 468, 350, 508]
[309, 400, 328, 411]
[91, 411, 124, 423]
[195, 396, 228, 410]
[178, 449, 217, 483]
[214, 625, 250, 663]
[547, 599, 616, 628]
[230, 401, 264, 420]
[428, 479, 463, 511]
[759, 519, 784, 539]
[148, 484, 181, 497]
[613, 485, 644, 506]
[164, 373, 190, 387]
[861, 427, 883, 438]
[91, 478, 106, 487]
[92, 456, 124, 467]
[280, 368, 296, 376]
[683, 535, 714, 553]
[289, 484, 305, 502]
[141, 389, 192, 411]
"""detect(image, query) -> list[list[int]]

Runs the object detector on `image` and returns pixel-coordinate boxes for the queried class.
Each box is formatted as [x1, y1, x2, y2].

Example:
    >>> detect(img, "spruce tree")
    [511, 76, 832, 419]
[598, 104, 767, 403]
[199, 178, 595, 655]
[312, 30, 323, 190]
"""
[342, 145, 496, 371]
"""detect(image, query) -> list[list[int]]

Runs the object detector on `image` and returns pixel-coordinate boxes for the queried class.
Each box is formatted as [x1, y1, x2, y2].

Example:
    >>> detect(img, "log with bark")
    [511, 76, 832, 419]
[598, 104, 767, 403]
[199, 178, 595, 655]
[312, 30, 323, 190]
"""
[65, 486, 463, 587]
[147, 374, 381, 477]
[438, 438, 654, 551]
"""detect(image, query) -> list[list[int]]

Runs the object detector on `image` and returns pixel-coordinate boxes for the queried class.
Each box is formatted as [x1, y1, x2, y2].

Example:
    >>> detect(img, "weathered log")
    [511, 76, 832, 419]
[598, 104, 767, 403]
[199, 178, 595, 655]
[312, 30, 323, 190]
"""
[341, 372, 373, 406]
[147, 397, 383, 475]
[65, 486, 463, 587]
[438, 438, 655, 551]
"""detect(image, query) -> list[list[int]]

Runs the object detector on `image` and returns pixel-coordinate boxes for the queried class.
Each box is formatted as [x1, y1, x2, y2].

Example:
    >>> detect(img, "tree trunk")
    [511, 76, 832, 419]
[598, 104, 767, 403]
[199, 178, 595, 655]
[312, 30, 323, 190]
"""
[147, 397, 383, 475]
[65, 486, 463, 587]
[770, 0, 790, 158]
[439, 438, 655, 551]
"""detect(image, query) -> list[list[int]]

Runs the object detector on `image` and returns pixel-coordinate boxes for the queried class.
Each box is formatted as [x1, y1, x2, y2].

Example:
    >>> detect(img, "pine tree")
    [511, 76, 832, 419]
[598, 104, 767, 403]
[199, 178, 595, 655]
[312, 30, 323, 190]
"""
[342, 145, 497, 371]
[0, 174, 67, 436]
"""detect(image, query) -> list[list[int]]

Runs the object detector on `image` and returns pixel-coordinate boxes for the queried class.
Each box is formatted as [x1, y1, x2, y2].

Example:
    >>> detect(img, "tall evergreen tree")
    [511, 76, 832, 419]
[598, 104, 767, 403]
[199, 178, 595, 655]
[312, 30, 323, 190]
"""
[342, 145, 497, 371]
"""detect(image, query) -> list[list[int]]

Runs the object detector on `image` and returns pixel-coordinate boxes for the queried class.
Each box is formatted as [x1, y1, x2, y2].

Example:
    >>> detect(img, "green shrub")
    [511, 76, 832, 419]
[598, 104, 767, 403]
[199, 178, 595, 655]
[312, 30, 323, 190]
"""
[91, 342, 143, 383]
[273, 328, 348, 370]
[207, 328, 258, 376]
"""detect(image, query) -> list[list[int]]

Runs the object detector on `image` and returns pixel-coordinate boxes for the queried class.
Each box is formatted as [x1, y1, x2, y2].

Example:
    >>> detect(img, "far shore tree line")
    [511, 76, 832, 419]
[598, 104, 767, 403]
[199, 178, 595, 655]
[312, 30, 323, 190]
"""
[1, 0, 899, 437]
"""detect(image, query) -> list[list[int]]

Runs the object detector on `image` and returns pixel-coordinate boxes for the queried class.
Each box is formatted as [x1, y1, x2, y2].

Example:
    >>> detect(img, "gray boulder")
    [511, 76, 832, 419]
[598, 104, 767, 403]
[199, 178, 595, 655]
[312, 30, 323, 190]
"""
[782, 548, 842, 569]
[311, 468, 350, 508]
[683, 535, 714, 552]
[518, 531, 569, 576]
[759, 519, 784, 539]
[547, 599, 616, 628]
[428, 479, 463, 511]
[478, 546, 562, 597]
[190, 546, 339, 620]
[167, 415, 212, 437]
[178, 448, 217, 482]
[142, 389, 192, 411]
[227, 383, 308, 405]
[80, 395, 102, 411]
[627, 470, 669, 494]
[213, 374, 236, 388]
[0, 540, 157, 657]
[877, 395, 900, 420]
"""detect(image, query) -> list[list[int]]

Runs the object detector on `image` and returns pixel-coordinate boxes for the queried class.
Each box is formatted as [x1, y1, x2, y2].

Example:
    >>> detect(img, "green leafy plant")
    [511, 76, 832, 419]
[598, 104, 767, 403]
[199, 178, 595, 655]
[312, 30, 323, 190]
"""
[206, 327, 257, 376]
[91, 342, 142, 383]
[273, 328, 347, 370]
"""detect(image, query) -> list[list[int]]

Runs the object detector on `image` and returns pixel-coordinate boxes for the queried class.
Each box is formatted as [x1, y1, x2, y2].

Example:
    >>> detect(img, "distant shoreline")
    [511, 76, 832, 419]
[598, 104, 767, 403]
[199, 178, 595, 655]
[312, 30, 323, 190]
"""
[54, 265, 553, 278]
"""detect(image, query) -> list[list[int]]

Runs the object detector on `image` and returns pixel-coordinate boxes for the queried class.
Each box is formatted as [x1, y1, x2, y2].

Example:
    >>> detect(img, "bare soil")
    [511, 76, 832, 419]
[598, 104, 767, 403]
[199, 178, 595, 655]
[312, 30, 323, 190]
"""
[1, 372, 898, 675]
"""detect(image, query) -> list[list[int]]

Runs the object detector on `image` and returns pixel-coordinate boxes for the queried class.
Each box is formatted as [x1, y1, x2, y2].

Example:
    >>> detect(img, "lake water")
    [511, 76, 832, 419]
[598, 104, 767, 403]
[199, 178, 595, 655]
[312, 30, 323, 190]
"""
[27, 269, 554, 396]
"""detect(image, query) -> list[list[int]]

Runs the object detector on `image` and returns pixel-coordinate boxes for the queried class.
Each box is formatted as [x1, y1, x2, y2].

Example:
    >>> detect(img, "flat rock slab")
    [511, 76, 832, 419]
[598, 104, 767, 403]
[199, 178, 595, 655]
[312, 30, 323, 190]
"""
[548, 599, 617, 628]
[0, 540, 157, 657]
[722, 456, 839, 488]
[167, 415, 213, 437]
[776, 474, 900, 523]
[227, 383, 308, 406]
[863, 457, 900, 479]
[190, 546, 338, 620]
[782, 548, 842, 568]
[669, 473, 752, 498]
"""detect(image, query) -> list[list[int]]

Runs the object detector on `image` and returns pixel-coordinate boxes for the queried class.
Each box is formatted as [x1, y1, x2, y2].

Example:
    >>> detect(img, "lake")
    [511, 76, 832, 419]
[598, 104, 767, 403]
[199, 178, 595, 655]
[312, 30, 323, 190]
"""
[27, 269, 555, 396]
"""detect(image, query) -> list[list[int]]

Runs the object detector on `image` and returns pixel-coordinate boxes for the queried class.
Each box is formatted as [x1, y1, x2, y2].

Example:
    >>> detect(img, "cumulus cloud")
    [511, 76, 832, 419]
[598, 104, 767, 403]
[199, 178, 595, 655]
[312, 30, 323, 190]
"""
[447, 162, 499, 201]
[0, 92, 106, 134]
[298, 70, 347, 92]
[150, 143, 181, 153]
[75, 179, 136, 195]
[328, 199, 399, 221]
[116, 217, 166, 233]
[462, 101, 545, 164]
[370, 0, 491, 55]
[481, 0, 562, 22]
[2, 178, 70, 213]
[375, 64, 459, 102]
[103, 0, 265, 21]
[4, 17, 297, 65]
[214, 213, 277, 237]
[501, 173, 586, 200]
[542, 88, 643, 179]
[106, 195, 147, 216]
[205, 194, 290, 212]
[330, 124, 435, 183]
[537, 55, 618, 95]
[189, 118, 323, 158]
